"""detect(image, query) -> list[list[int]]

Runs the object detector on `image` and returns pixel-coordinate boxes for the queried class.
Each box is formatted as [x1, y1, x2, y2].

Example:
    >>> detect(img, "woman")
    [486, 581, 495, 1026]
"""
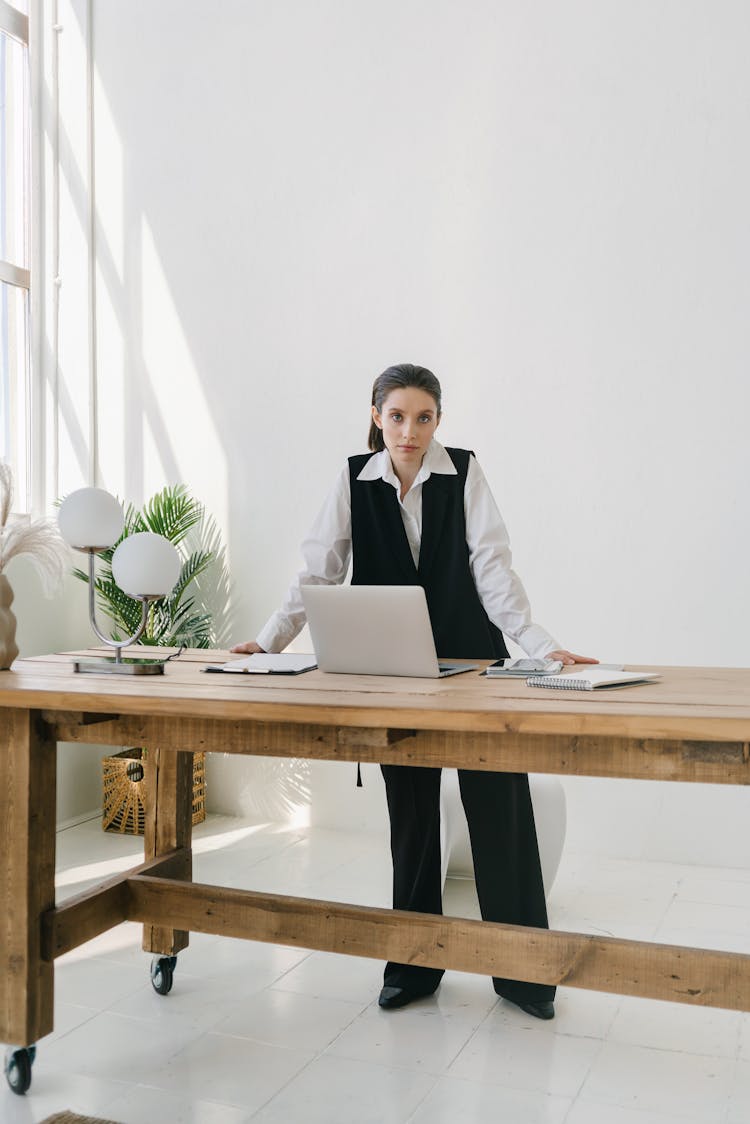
[232, 363, 595, 1018]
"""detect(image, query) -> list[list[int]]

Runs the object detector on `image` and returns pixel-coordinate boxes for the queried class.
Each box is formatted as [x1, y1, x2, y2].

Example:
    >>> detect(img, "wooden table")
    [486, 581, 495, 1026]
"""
[2, 650, 750, 1092]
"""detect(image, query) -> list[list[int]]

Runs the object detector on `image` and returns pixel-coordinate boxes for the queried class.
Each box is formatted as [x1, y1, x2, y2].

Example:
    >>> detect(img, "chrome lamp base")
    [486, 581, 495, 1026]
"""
[73, 656, 166, 676]
[72, 553, 167, 675]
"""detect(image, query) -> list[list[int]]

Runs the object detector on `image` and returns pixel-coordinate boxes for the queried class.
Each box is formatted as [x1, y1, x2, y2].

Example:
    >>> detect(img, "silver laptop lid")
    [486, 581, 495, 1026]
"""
[301, 585, 442, 678]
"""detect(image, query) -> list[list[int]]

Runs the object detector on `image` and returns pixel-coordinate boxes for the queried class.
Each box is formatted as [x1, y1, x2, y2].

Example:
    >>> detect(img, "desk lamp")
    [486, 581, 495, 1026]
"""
[58, 487, 181, 675]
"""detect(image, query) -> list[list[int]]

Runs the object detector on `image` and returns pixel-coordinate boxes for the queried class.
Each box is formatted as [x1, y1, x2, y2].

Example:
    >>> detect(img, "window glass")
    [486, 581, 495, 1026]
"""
[0, 280, 29, 507]
[0, 12, 29, 512]
[0, 30, 28, 270]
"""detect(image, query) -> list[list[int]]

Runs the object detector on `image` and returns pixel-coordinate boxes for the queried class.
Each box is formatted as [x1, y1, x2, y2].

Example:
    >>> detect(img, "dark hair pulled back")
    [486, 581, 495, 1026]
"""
[368, 363, 442, 452]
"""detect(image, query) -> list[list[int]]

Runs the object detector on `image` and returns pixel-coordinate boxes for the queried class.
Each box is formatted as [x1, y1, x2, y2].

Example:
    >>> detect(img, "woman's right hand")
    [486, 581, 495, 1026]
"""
[230, 641, 266, 655]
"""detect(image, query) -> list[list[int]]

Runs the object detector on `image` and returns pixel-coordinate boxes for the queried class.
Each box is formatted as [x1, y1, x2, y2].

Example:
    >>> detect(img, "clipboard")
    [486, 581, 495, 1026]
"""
[203, 653, 317, 675]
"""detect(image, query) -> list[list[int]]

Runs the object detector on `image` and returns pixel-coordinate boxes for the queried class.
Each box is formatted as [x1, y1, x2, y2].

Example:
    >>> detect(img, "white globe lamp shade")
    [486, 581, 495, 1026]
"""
[112, 533, 181, 598]
[58, 488, 124, 551]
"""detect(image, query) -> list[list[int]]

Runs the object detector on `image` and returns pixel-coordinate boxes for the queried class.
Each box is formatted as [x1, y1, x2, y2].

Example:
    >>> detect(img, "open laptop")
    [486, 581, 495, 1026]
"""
[301, 585, 479, 679]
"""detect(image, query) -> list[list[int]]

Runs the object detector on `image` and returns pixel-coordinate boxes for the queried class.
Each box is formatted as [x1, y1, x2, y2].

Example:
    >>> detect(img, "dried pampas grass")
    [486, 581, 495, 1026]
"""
[0, 462, 69, 595]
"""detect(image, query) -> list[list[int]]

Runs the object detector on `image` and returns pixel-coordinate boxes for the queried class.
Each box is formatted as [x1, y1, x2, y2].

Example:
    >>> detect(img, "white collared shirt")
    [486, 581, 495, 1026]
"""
[257, 439, 559, 658]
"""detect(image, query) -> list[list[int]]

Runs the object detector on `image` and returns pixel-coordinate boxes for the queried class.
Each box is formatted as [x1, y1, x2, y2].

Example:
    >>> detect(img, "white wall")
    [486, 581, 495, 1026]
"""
[45, 1, 750, 863]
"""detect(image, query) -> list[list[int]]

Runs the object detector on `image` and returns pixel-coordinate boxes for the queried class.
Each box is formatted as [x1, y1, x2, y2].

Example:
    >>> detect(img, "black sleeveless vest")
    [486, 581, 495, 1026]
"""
[348, 447, 509, 661]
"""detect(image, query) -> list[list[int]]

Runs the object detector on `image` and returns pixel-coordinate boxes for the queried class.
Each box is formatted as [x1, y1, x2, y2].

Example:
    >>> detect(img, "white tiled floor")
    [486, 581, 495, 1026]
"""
[3, 814, 750, 1123]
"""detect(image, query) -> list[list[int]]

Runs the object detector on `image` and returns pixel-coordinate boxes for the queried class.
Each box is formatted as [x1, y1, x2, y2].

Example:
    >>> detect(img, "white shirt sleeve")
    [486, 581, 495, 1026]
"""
[256, 464, 352, 653]
[464, 456, 560, 659]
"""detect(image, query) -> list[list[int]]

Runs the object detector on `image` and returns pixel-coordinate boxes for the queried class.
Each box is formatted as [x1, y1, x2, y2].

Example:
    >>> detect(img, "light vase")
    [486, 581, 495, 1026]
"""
[0, 574, 20, 670]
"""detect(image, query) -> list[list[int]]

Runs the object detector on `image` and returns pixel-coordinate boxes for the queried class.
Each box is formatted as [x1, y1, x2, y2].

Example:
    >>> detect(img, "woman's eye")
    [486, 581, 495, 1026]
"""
[389, 413, 402, 422]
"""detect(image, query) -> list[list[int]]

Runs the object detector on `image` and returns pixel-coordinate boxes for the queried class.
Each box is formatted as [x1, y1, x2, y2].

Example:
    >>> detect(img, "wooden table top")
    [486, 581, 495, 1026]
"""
[0, 649, 748, 741]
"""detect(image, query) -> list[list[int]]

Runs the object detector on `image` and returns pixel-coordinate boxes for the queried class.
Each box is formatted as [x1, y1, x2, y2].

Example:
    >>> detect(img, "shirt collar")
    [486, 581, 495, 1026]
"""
[356, 439, 457, 487]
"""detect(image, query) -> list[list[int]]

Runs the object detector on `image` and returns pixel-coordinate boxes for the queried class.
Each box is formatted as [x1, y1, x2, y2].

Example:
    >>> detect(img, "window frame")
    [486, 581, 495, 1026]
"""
[0, 0, 31, 513]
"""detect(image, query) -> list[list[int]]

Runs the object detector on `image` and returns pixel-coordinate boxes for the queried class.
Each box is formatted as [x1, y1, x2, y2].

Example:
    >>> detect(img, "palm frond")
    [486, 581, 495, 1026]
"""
[141, 486, 203, 545]
[163, 596, 199, 633]
[91, 573, 145, 640]
[122, 502, 149, 538]
[166, 550, 214, 608]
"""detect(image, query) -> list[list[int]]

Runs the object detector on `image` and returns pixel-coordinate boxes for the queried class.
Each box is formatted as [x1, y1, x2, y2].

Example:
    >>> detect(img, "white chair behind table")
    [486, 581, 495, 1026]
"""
[439, 769, 566, 896]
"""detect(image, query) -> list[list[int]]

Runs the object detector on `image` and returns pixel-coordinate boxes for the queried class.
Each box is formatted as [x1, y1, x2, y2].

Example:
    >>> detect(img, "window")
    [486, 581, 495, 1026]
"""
[0, 0, 30, 511]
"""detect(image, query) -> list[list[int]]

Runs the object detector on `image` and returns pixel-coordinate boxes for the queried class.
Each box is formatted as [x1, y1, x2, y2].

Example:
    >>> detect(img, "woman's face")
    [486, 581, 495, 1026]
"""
[372, 387, 441, 474]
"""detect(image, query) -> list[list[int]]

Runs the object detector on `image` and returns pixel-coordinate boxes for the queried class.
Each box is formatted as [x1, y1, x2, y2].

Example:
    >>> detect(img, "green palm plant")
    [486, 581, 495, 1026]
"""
[72, 484, 220, 648]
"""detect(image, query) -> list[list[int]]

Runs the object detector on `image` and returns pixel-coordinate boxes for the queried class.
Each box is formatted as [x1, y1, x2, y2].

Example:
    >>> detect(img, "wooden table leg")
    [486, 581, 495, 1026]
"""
[141, 746, 193, 955]
[0, 709, 56, 1046]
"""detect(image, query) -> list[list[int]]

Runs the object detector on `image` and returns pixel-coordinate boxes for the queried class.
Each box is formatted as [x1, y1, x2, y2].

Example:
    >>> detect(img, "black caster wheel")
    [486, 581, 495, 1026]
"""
[150, 954, 177, 995]
[4, 1045, 35, 1095]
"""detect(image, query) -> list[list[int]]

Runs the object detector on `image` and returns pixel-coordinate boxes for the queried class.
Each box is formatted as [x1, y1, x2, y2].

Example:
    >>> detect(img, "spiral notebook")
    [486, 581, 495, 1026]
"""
[527, 668, 660, 691]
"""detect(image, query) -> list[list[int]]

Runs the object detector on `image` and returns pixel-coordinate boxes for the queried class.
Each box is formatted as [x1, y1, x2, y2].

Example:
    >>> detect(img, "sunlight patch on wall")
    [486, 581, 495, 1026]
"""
[139, 215, 227, 527]
[92, 69, 124, 284]
[94, 269, 126, 493]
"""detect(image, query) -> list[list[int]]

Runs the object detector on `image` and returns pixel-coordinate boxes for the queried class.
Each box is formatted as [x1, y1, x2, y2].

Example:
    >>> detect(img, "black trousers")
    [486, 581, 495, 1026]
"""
[381, 764, 556, 1005]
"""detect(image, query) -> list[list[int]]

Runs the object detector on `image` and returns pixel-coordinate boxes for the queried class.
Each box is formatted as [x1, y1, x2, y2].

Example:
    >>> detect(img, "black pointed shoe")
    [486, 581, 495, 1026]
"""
[515, 999, 555, 1020]
[378, 986, 418, 1009]
[379, 984, 443, 1009]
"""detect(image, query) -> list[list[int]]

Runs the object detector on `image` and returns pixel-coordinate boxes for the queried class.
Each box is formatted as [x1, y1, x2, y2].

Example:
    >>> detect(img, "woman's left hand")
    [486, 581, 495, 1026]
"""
[546, 649, 598, 667]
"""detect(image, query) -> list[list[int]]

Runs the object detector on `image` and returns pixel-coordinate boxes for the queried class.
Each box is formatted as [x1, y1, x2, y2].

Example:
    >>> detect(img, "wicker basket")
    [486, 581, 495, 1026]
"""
[102, 749, 206, 834]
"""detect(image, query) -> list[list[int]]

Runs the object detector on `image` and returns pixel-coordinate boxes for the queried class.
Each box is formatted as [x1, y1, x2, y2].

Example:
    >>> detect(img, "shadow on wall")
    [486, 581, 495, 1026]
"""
[208, 755, 312, 823]
[184, 510, 235, 648]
